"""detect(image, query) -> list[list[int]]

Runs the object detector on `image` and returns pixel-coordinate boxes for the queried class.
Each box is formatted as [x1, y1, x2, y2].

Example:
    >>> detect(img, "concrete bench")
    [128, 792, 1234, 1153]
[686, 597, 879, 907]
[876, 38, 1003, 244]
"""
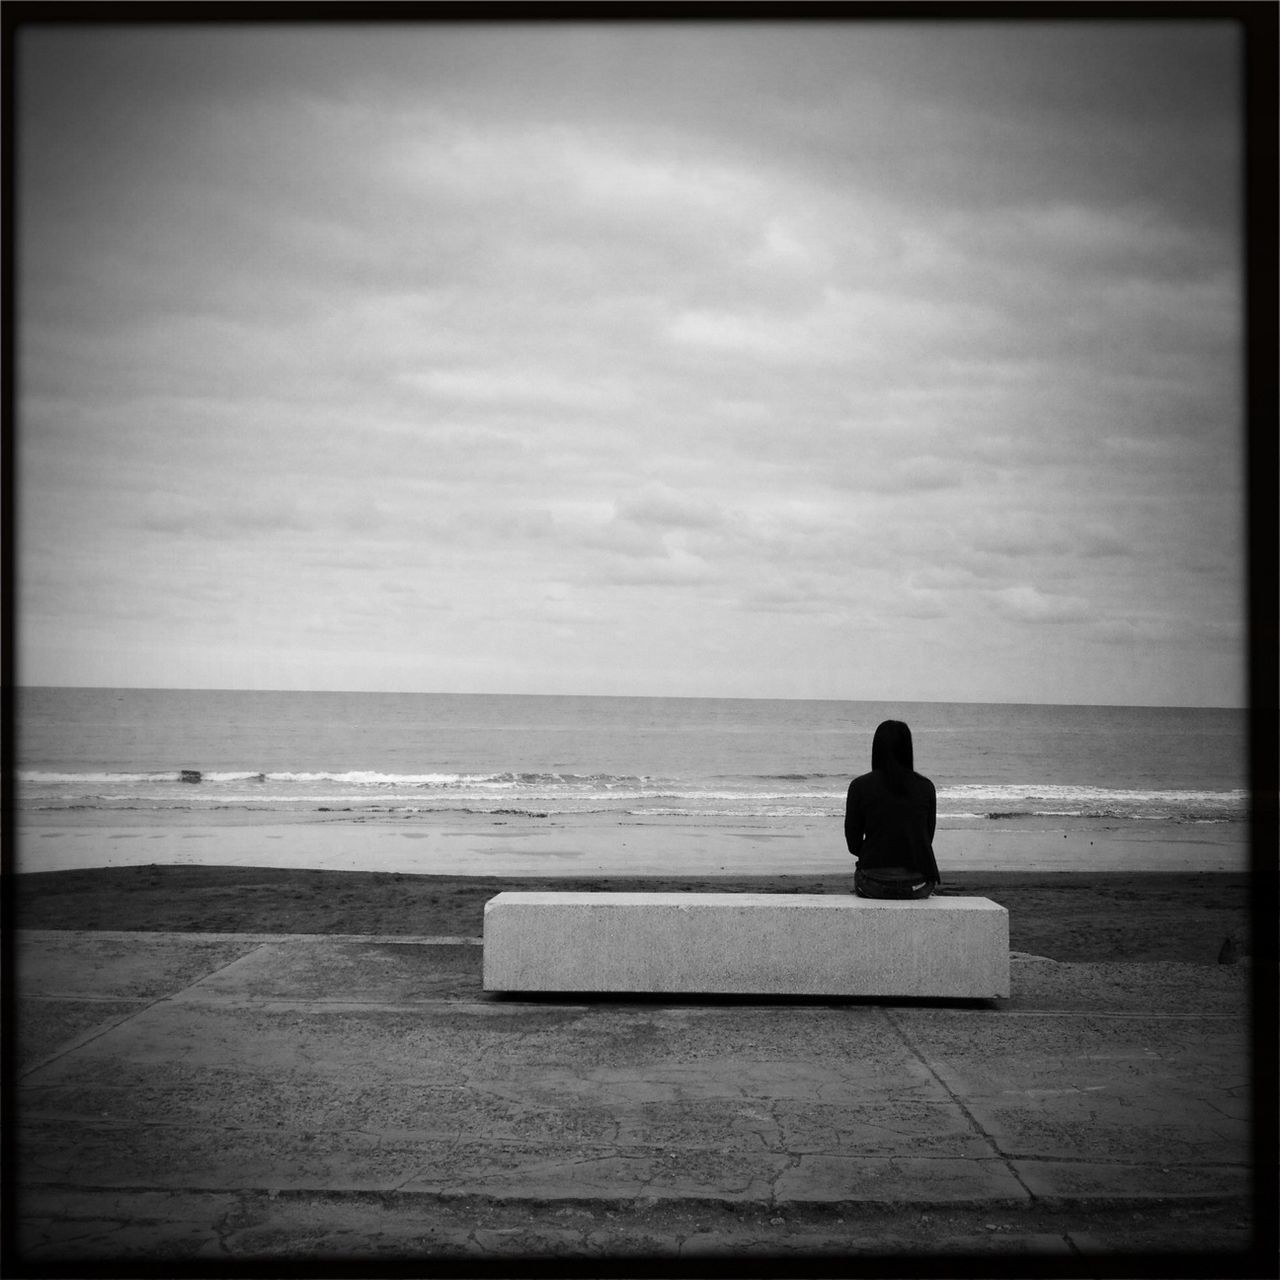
[482, 892, 1010, 999]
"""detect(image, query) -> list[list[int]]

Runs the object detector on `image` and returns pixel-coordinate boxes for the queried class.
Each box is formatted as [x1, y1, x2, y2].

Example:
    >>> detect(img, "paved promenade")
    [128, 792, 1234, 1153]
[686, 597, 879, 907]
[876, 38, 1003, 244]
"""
[13, 928, 1255, 1265]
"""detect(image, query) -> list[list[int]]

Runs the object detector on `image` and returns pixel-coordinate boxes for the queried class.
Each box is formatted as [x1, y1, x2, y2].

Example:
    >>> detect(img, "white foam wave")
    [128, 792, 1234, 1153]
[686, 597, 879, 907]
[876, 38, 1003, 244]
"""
[18, 769, 658, 788]
[938, 784, 1247, 805]
[16, 769, 1248, 822]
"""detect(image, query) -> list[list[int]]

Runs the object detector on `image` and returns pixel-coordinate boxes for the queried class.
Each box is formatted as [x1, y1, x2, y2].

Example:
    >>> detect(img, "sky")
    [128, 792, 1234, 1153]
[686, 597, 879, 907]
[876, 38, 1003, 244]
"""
[16, 18, 1246, 706]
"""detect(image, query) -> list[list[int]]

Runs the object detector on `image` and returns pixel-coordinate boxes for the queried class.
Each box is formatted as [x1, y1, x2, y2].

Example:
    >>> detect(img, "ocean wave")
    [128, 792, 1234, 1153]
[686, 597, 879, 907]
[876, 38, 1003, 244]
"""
[625, 806, 826, 818]
[754, 772, 847, 782]
[268, 770, 662, 788]
[19, 770, 270, 785]
[20, 769, 1248, 797]
[15, 768, 1248, 822]
[938, 784, 1247, 806]
[17, 768, 658, 788]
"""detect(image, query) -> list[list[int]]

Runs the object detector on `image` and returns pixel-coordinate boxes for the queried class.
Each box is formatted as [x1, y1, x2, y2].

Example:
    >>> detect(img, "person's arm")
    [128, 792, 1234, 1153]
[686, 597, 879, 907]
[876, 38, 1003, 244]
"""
[923, 779, 941, 883]
[844, 780, 863, 856]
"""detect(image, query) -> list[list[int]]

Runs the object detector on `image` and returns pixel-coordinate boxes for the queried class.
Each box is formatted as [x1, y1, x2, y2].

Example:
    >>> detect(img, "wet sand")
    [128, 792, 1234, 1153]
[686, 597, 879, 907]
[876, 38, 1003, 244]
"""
[15, 805, 1248, 876]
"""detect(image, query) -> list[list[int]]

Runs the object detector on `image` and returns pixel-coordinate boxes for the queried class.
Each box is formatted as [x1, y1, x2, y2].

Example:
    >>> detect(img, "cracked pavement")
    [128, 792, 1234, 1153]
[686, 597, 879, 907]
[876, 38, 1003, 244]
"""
[12, 929, 1255, 1263]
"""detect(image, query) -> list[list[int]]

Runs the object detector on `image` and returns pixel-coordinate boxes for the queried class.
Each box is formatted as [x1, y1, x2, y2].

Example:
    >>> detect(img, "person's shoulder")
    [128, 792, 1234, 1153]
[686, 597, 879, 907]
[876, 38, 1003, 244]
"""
[914, 772, 936, 797]
[849, 768, 880, 798]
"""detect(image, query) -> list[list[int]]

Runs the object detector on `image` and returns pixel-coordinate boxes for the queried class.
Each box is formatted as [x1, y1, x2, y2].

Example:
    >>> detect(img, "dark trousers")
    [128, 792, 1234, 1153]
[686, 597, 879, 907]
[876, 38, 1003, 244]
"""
[854, 867, 935, 900]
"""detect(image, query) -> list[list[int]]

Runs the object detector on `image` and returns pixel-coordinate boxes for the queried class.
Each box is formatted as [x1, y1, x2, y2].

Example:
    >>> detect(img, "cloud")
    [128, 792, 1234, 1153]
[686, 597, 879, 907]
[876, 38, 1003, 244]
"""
[736, 582, 826, 614]
[987, 585, 1093, 625]
[666, 285, 996, 369]
[607, 550, 717, 588]
[615, 485, 724, 530]
[965, 515, 1132, 562]
[399, 367, 626, 412]
[15, 22, 1246, 704]
[883, 456, 967, 494]
[137, 490, 312, 537]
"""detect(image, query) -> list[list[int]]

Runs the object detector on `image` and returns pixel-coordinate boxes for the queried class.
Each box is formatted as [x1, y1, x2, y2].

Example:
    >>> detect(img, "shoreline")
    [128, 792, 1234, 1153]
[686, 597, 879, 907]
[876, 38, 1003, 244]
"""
[14, 806, 1249, 876]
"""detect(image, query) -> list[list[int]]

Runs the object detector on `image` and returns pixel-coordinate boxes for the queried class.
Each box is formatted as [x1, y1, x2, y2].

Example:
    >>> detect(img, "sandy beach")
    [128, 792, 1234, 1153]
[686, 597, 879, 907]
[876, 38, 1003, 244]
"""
[13, 807, 1253, 964]
[15, 805, 1248, 877]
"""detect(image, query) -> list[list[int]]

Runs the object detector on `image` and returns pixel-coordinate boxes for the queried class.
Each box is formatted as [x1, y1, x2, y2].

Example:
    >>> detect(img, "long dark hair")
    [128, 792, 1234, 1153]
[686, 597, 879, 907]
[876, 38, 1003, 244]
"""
[870, 720, 916, 795]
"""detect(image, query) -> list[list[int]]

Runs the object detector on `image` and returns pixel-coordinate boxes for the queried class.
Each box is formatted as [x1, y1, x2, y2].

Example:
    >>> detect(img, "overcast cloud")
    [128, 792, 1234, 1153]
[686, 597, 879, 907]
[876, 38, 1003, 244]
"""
[17, 19, 1244, 704]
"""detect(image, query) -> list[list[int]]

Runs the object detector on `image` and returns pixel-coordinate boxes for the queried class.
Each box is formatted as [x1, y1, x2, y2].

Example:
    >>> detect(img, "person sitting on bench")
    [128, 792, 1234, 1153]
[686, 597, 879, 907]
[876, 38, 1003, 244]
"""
[845, 719, 942, 899]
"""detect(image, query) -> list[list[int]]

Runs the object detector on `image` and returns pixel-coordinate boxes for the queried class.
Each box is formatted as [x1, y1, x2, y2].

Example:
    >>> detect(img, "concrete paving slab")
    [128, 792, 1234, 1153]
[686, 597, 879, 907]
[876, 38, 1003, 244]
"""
[764, 1098, 997, 1158]
[20, 1011, 478, 1129]
[11, 930, 1257, 1265]
[399, 1142, 785, 1201]
[17, 1190, 243, 1262]
[772, 1155, 1028, 1203]
[183, 938, 483, 1003]
[17, 997, 153, 1072]
[17, 931, 265, 1000]
[1012, 1160, 1251, 1201]
[17, 1119, 457, 1192]
[15, 1188, 1253, 1262]
[998, 958, 1252, 1015]
[887, 1009, 1249, 1169]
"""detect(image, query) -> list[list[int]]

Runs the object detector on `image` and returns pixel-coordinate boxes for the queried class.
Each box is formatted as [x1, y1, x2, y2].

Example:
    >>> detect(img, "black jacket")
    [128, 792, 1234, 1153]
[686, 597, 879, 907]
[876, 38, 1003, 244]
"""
[844, 769, 941, 883]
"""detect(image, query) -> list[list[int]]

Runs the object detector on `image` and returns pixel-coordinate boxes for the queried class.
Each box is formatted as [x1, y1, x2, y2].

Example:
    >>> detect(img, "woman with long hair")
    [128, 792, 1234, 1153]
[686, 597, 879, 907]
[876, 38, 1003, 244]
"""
[844, 719, 941, 899]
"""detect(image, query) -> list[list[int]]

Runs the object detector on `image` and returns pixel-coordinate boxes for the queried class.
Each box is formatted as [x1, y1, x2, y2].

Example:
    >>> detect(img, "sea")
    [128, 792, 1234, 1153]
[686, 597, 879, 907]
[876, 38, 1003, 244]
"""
[15, 688, 1248, 828]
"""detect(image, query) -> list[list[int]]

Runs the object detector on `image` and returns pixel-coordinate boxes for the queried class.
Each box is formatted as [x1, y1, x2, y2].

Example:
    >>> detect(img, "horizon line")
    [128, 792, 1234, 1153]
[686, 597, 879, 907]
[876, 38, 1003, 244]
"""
[13, 683, 1247, 713]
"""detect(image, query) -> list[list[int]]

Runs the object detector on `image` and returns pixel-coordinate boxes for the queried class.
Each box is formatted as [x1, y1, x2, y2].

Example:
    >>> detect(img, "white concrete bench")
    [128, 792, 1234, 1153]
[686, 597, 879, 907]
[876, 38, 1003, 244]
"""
[482, 892, 1010, 999]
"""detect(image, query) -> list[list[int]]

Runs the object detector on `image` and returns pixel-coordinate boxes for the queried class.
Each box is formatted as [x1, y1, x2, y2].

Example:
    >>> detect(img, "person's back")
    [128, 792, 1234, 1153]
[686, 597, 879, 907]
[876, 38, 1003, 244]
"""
[845, 720, 940, 899]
